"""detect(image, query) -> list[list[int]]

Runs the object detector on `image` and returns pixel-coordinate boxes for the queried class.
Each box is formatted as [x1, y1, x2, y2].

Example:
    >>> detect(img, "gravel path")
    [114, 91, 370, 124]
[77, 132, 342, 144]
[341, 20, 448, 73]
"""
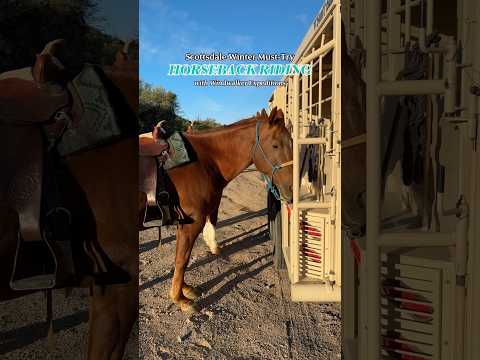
[0, 168, 341, 359]
[0, 287, 137, 359]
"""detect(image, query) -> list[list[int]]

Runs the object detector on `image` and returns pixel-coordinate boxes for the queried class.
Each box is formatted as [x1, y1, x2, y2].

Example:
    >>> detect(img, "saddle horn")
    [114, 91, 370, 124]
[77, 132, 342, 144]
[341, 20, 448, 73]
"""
[40, 39, 65, 56]
[121, 39, 134, 62]
[153, 120, 168, 141]
[34, 39, 66, 84]
[123, 40, 132, 55]
[155, 120, 167, 128]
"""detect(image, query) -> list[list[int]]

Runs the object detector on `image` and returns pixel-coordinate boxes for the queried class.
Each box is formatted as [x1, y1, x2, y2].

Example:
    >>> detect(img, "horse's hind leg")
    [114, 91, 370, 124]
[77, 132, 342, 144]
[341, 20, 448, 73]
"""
[87, 282, 138, 360]
[170, 218, 205, 313]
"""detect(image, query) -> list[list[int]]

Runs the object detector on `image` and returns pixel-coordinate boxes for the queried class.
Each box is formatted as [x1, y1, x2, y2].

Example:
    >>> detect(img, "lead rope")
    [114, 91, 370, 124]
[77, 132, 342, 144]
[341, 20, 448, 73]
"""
[264, 169, 282, 201]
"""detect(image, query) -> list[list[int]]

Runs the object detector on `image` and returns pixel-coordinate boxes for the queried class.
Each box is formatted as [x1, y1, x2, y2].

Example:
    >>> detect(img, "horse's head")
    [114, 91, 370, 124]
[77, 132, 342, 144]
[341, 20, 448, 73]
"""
[253, 107, 293, 203]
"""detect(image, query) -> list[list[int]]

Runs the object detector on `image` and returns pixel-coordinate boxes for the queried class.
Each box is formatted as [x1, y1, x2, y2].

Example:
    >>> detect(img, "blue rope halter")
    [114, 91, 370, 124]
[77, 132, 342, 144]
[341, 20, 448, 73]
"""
[251, 121, 293, 201]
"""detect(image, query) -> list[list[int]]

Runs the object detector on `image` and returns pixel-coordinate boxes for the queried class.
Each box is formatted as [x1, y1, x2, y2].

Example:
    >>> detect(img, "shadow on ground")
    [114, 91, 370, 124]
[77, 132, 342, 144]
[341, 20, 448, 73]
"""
[140, 224, 269, 292]
[0, 310, 89, 355]
[139, 208, 268, 254]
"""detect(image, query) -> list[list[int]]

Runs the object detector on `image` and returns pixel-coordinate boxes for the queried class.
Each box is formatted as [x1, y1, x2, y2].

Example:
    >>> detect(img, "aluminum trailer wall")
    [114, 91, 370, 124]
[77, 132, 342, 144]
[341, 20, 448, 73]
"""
[268, 0, 342, 302]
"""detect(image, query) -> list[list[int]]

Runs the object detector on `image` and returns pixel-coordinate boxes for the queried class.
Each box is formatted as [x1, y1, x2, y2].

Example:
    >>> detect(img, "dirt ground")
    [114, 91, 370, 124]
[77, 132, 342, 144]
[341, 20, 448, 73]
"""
[139, 168, 341, 360]
[0, 284, 138, 359]
[0, 168, 340, 359]
[0, 287, 138, 359]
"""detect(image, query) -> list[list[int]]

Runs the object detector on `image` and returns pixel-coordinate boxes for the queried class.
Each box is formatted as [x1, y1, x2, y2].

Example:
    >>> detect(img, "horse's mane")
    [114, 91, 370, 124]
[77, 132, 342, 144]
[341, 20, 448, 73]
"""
[186, 115, 261, 135]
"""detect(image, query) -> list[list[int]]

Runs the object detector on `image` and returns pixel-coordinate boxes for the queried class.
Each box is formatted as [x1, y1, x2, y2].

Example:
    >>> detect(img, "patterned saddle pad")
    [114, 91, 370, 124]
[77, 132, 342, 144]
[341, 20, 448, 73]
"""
[163, 132, 190, 170]
[55, 65, 121, 156]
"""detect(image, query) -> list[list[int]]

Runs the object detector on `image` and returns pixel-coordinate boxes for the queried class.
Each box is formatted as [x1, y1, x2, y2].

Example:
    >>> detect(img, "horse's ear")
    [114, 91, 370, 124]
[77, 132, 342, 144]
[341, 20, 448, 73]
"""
[261, 108, 268, 118]
[268, 107, 284, 126]
[256, 111, 261, 118]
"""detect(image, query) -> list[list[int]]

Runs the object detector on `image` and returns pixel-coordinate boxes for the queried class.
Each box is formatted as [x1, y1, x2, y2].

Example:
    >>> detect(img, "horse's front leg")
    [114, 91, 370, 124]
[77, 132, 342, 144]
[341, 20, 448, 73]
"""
[87, 281, 138, 360]
[169, 217, 205, 313]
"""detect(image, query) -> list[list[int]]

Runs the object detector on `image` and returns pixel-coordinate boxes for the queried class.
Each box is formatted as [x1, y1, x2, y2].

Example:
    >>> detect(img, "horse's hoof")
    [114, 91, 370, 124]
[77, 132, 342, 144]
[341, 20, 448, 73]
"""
[179, 300, 199, 314]
[182, 286, 202, 300]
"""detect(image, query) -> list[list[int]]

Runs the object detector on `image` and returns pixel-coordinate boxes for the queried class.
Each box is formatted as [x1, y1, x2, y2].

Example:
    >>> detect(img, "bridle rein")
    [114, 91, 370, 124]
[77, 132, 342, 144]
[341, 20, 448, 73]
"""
[251, 121, 293, 201]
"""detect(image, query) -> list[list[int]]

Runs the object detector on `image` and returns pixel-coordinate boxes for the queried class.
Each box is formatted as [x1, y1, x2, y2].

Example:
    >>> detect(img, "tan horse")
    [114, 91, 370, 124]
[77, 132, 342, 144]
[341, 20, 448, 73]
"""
[140, 108, 293, 313]
[0, 40, 138, 359]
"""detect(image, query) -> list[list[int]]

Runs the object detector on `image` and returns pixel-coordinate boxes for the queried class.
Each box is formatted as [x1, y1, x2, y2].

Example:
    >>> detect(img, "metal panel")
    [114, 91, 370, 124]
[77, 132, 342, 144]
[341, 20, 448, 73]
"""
[343, 0, 478, 359]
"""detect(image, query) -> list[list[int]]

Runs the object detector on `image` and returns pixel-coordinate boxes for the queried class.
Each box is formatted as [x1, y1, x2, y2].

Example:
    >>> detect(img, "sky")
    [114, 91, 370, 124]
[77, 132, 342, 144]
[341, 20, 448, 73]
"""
[140, 0, 324, 124]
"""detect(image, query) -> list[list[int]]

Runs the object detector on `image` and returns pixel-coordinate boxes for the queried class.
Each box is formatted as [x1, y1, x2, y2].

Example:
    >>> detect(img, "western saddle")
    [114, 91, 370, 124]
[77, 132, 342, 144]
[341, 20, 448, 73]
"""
[0, 39, 132, 291]
[139, 121, 176, 227]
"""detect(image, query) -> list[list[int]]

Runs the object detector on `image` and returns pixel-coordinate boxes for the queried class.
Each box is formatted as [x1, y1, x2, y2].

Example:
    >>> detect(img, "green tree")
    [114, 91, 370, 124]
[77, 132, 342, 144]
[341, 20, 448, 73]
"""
[0, 0, 128, 73]
[192, 118, 222, 131]
[139, 81, 223, 134]
[139, 80, 190, 134]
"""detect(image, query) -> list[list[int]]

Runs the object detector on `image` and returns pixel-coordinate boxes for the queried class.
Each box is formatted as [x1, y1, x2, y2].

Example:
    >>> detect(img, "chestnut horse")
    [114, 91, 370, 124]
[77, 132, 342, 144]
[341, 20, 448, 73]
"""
[142, 108, 293, 313]
[0, 41, 138, 359]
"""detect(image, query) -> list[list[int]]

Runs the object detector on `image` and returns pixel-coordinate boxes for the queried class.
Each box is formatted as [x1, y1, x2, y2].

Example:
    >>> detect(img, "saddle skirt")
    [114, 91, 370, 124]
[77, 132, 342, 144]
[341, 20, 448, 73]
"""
[1, 64, 122, 243]
[0, 67, 69, 124]
[139, 132, 191, 207]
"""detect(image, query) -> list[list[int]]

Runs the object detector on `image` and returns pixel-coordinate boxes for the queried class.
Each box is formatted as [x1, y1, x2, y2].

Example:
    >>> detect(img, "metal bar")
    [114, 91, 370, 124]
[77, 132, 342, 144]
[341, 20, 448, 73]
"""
[298, 138, 328, 145]
[297, 201, 332, 209]
[294, 8, 335, 64]
[444, 37, 457, 113]
[388, 0, 402, 80]
[341, 133, 366, 148]
[292, 74, 300, 284]
[291, 282, 341, 302]
[426, 0, 433, 34]
[405, 0, 411, 43]
[366, 0, 381, 359]
[378, 232, 456, 247]
[302, 39, 335, 64]
[332, 0, 342, 285]
[322, 70, 333, 80]
[377, 80, 446, 95]
[394, 0, 421, 14]
[302, 73, 308, 137]
[309, 56, 313, 125]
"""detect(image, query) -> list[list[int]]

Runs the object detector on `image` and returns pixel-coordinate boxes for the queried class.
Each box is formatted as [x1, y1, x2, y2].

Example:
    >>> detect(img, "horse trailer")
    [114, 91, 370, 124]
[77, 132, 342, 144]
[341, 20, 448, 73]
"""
[342, 1, 480, 360]
[268, 0, 342, 302]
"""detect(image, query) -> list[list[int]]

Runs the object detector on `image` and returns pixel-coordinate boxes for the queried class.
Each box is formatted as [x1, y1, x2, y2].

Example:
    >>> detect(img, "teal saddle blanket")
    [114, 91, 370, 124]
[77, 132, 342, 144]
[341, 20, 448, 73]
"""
[163, 132, 191, 170]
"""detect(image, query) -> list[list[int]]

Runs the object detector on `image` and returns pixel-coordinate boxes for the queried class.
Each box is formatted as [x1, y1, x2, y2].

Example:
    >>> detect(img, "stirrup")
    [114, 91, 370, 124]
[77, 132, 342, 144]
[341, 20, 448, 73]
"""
[142, 203, 177, 228]
[44, 207, 76, 279]
[142, 204, 164, 228]
[10, 232, 57, 291]
[10, 206, 77, 291]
